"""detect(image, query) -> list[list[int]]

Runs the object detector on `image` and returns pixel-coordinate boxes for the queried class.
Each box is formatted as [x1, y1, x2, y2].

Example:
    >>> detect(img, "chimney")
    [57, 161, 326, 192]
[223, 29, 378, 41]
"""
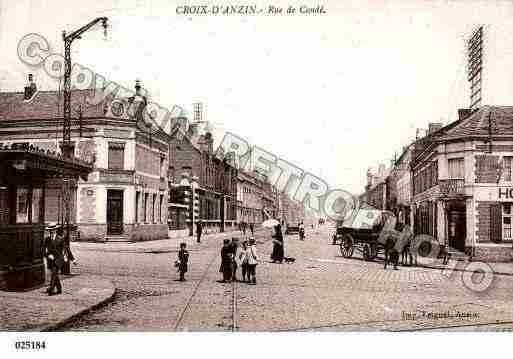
[458, 108, 472, 121]
[23, 74, 37, 100]
[428, 122, 443, 134]
[135, 79, 141, 96]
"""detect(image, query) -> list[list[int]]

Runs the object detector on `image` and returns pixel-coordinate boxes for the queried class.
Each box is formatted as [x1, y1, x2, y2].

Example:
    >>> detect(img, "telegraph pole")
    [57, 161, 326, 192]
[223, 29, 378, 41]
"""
[61, 17, 108, 273]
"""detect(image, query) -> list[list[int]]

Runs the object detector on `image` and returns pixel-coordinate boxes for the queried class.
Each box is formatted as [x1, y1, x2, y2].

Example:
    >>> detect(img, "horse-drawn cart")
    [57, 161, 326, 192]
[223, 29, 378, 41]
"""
[332, 209, 396, 261]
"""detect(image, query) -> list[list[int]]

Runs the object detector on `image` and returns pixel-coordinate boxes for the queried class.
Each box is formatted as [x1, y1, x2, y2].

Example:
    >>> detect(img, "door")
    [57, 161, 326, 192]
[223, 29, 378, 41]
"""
[107, 190, 123, 235]
[448, 205, 466, 252]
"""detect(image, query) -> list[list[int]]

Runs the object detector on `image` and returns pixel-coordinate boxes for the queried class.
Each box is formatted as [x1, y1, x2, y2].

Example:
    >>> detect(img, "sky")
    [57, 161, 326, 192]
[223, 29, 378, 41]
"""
[1, 0, 512, 194]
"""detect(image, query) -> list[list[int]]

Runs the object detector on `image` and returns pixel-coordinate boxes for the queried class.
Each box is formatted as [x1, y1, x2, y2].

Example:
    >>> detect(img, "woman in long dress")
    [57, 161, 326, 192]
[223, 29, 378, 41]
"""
[271, 224, 284, 263]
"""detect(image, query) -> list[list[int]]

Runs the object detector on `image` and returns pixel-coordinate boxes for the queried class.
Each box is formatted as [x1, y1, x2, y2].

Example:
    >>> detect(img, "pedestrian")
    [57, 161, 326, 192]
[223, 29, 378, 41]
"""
[242, 221, 247, 236]
[299, 221, 305, 240]
[230, 238, 241, 281]
[239, 241, 250, 283]
[44, 222, 65, 296]
[58, 227, 77, 273]
[384, 234, 399, 270]
[247, 236, 259, 285]
[219, 239, 233, 282]
[196, 220, 203, 243]
[249, 222, 254, 236]
[271, 224, 284, 263]
[177, 242, 189, 281]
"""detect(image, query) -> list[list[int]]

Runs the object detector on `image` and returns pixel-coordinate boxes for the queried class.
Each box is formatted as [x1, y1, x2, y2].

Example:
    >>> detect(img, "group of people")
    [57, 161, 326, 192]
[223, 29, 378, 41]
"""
[238, 221, 255, 236]
[42, 222, 77, 296]
[219, 237, 258, 284]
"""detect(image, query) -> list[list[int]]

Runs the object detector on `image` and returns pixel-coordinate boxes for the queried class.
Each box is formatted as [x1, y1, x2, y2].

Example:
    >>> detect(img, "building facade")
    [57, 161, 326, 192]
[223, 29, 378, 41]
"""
[0, 80, 170, 242]
[168, 126, 237, 234]
[411, 106, 513, 261]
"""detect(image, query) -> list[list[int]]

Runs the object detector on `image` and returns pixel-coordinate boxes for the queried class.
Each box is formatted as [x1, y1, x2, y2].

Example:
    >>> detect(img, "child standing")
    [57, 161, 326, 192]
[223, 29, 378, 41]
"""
[177, 242, 189, 281]
[239, 241, 249, 283]
[247, 237, 258, 285]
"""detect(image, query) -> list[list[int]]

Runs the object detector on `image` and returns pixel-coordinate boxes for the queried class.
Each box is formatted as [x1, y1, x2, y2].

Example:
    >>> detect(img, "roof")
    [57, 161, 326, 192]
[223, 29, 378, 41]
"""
[0, 89, 112, 121]
[439, 106, 513, 140]
[0, 143, 93, 180]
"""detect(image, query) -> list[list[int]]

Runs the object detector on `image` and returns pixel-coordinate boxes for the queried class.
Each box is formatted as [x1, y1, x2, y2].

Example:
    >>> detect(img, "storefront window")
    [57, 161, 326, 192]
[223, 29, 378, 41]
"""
[503, 204, 512, 241]
[32, 187, 43, 223]
[16, 187, 29, 223]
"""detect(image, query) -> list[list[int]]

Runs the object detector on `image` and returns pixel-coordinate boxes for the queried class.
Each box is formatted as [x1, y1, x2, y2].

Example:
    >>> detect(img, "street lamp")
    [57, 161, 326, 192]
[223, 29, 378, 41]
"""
[60, 17, 108, 274]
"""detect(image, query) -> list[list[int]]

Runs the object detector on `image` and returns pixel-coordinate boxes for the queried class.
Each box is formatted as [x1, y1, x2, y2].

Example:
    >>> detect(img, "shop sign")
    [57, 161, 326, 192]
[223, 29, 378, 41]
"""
[498, 188, 513, 199]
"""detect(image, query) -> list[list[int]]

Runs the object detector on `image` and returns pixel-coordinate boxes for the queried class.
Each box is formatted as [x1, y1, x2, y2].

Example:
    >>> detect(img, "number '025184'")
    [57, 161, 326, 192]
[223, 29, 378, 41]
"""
[15, 341, 46, 350]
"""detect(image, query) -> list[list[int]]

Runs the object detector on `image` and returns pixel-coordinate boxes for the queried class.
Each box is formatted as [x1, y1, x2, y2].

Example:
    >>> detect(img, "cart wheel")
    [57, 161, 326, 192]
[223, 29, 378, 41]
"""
[340, 235, 354, 258]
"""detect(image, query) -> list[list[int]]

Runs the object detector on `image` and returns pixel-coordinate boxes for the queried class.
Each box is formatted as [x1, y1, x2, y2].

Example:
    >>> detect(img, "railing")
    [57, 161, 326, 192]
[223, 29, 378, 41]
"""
[439, 179, 465, 196]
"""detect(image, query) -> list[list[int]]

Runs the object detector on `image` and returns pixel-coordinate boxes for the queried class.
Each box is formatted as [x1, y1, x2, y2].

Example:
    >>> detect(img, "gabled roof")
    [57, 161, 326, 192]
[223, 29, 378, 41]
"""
[439, 106, 513, 140]
[0, 89, 111, 121]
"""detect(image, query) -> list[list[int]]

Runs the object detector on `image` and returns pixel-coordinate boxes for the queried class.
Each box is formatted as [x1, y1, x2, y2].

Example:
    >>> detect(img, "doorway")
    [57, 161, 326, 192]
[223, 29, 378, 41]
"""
[107, 189, 123, 235]
[447, 202, 466, 252]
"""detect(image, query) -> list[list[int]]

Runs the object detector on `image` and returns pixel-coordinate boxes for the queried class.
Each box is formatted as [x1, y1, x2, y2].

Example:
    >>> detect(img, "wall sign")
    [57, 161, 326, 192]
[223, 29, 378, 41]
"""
[498, 188, 513, 199]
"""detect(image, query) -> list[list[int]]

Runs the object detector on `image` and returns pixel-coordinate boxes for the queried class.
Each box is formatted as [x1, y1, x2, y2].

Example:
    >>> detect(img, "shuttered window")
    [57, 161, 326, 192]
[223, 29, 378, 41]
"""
[108, 142, 125, 170]
[502, 204, 512, 242]
[490, 203, 502, 243]
[503, 157, 512, 182]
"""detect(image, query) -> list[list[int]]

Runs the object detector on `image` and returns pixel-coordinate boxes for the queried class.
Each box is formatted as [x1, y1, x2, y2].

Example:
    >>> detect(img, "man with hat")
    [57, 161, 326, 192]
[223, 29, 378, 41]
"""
[44, 222, 65, 295]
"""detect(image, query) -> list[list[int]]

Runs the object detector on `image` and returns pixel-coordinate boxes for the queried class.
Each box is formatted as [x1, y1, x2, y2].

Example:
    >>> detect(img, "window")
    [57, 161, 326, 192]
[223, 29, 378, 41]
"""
[448, 158, 465, 179]
[32, 188, 43, 223]
[159, 195, 163, 223]
[108, 142, 125, 170]
[135, 192, 140, 223]
[152, 194, 156, 223]
[144, 193, 148, 222]
[16, 187, 29, 223]
[503, 204, 513, 242]
[160, 156, 166, 178]
[0, 186, 8, 225]
[503, 157, 513, 182]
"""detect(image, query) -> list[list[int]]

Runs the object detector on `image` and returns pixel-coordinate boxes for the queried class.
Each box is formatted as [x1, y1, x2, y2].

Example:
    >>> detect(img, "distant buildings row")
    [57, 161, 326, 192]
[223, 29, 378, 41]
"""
[362, 107, 513, 262]
[0, 77, 306, 242]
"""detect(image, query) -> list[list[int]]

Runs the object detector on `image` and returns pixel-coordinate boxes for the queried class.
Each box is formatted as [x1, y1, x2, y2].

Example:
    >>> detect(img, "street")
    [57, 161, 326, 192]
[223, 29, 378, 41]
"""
[62, 225, 513, 331]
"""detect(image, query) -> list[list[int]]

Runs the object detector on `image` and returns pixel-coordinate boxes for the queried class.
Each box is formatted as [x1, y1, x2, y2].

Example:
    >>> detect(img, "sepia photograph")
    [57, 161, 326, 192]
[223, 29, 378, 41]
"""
[1, 0, 513, 356]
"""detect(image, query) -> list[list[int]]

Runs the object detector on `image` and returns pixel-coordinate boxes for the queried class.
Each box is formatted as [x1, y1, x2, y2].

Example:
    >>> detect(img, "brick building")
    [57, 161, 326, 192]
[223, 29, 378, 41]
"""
[168, 125, 237, 233]
[0, 79, 170, 242]
[364, 164, 390, 210]
[411, 106, 513, 261]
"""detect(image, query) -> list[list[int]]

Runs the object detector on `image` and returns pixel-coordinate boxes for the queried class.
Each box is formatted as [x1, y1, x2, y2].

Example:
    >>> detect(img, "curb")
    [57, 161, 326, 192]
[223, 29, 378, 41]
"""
[417, 262, 513, 277]
[40, 284, 117, 332]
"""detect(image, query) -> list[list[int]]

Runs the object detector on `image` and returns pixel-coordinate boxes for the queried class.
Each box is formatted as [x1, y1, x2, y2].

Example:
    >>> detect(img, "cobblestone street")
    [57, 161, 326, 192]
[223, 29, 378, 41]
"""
[60, 225, 513, 331]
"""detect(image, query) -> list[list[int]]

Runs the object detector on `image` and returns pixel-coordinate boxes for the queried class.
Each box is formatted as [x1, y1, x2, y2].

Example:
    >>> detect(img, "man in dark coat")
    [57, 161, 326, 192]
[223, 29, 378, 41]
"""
[44, 223, 65, 295]
[219, 239, 233, 282]
[249, 222, 254, 236]
[177, 242, 189, 281]
[196, 220, 203, 243]
[230, 238, 240, 281]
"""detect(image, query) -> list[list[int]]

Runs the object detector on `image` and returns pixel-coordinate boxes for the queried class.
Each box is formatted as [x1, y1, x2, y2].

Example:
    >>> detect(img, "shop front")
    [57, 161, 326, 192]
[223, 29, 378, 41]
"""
[473, 185, 513, 261]
[0, 145, 91, 291]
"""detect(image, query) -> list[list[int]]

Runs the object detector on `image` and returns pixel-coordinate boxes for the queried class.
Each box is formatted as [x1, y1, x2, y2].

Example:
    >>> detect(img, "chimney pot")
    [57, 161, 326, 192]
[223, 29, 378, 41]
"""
[428, 122, 443, 135]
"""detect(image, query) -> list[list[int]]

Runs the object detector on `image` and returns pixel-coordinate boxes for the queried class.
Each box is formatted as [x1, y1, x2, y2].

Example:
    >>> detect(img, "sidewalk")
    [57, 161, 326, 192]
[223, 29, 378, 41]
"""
[416, 256, 513, 277]
[0, 273, 115, 331]
[75, 228, 270, 253]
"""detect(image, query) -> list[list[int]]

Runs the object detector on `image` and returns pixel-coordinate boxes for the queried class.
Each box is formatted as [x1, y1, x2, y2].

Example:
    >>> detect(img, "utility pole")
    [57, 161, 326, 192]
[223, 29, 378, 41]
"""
[61, 17, 108, 274]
